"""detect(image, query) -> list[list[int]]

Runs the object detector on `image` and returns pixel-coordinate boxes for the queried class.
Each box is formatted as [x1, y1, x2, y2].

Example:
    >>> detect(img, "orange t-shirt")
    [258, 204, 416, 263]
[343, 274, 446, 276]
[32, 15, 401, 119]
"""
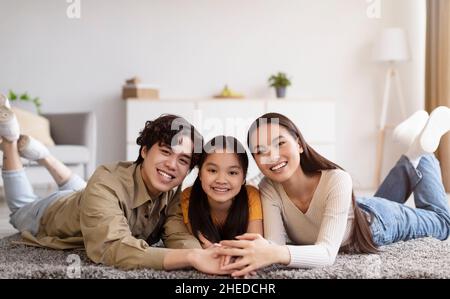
[181, 185, 263, 226]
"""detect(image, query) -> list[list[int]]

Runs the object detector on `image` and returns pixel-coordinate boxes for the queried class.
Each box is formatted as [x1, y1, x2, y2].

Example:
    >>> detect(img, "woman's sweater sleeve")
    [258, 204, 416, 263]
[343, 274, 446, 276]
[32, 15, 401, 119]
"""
[287, 171, 353, 268]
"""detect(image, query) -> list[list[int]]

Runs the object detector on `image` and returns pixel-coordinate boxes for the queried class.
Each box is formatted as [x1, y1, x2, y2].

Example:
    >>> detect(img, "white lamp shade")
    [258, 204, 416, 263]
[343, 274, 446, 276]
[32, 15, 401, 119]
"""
[373, 28, 410, 62]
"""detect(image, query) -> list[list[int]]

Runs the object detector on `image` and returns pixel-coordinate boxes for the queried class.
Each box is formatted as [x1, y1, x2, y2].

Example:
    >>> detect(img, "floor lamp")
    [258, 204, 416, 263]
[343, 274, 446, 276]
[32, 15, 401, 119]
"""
[373, 28, 410, 186]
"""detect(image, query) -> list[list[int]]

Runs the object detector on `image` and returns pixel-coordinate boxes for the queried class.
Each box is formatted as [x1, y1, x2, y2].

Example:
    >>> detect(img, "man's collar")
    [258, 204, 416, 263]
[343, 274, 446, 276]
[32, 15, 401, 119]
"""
[132, 165, 158, 208]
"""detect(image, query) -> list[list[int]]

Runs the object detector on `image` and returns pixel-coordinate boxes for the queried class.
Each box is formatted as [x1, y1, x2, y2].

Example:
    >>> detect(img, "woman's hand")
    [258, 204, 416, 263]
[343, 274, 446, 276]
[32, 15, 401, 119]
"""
[217, 233, 291, 277]
[187, 245, 234, 275]
[231, 256, 258, 279]
[219, 252, 257, 278]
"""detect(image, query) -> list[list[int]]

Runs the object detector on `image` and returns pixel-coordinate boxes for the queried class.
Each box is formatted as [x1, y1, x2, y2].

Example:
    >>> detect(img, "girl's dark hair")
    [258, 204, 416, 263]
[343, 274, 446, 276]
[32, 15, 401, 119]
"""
[247, 113, 378, 254]
[135, 114, 203, 169]
[188, 135, 250, 244]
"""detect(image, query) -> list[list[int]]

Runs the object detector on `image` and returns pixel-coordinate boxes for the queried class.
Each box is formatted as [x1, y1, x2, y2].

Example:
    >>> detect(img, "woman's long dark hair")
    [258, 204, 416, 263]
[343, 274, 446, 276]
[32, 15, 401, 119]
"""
[188, 136, 250, 244]
[247, 113, 378, 253]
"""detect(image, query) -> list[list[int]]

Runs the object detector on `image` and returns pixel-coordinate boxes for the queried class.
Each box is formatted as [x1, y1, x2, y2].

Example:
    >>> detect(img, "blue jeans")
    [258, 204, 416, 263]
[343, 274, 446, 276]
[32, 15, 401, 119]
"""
[2, 169, 86, 235]
[357, 154, 450, 246]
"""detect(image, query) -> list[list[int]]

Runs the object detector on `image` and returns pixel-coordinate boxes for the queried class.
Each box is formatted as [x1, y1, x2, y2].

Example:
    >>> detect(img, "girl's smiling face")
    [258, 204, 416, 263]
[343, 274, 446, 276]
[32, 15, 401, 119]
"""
[199, 151, 245, 205]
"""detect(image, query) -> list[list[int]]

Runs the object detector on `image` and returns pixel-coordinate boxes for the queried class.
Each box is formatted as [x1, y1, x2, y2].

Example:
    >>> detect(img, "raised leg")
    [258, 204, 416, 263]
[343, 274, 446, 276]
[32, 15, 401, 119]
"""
[1, 140, 40, 214]
[413, 154, 450, 219]
[374, 155, 420, 204]
[38, 156, 72, 186]
[359, 155, 450, 245]
[17, 134, 78, 187]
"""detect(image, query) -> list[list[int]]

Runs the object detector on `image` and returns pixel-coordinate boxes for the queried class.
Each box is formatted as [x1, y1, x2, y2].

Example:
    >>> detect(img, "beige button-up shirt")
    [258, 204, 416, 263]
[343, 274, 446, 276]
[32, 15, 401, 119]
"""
[20, 161, 201, 270]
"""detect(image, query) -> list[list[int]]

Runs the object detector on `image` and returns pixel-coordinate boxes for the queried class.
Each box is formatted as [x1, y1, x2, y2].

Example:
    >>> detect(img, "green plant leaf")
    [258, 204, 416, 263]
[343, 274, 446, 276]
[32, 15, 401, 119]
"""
[33, 97, 42, 106]
[7, 90, 43, 114]
[33, 97, 42, 114]
[20, 92, 30, 101]
[268, 72, 291, 88]
[8, 90, 17, 100]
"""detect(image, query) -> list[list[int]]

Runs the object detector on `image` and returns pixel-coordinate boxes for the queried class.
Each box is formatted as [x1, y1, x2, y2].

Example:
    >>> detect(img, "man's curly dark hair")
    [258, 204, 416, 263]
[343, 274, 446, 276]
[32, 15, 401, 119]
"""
[134, 114, 203, 169]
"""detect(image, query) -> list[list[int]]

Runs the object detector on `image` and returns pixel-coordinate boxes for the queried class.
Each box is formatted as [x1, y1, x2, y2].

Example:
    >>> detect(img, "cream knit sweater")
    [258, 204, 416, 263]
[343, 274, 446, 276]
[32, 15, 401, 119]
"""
[259, 169, 354, 268]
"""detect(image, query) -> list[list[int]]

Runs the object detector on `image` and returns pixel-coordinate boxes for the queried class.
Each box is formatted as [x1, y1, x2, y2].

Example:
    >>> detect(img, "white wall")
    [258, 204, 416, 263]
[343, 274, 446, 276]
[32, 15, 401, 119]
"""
[0, 0, 425, 188]
[389, 0, 426, 113]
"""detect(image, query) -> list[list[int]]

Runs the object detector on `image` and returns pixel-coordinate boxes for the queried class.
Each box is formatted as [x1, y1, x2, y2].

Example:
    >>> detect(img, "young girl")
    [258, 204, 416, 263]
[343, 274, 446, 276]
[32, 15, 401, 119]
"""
[217, 108, 450, 277]
[181, 135, 263, 248]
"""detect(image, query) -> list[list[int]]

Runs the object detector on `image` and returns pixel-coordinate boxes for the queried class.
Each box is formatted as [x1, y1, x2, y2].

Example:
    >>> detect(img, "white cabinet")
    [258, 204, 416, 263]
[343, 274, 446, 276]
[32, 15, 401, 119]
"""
[195, 100, 266, 143]
[126, 99, 335, 188]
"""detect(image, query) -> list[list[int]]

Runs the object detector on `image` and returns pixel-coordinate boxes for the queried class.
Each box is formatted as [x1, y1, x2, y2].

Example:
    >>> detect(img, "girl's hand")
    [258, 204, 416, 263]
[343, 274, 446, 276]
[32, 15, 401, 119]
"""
[198, 232, 213, 249]
[220, 252, 233, 268]
[217, 233, 290, 277]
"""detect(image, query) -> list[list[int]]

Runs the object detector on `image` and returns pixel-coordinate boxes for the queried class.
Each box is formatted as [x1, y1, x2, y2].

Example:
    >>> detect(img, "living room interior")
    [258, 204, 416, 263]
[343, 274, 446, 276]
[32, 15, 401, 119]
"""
[1, 0, 450, 279]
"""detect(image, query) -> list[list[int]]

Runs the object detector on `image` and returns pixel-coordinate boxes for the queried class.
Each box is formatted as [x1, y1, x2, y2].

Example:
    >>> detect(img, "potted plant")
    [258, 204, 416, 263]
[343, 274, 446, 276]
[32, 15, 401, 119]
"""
[268, 72, 292, 98]
[8, 90, 42, 114]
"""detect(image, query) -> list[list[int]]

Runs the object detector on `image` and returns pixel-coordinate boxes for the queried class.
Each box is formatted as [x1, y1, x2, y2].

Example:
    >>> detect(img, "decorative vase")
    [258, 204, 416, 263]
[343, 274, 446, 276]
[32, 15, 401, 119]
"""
[275, 87, 286, 98]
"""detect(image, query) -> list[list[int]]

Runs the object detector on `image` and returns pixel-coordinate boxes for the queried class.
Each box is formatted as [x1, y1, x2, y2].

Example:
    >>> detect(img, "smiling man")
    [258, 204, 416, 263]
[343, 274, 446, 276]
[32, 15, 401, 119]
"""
[1, 103, 232, 274]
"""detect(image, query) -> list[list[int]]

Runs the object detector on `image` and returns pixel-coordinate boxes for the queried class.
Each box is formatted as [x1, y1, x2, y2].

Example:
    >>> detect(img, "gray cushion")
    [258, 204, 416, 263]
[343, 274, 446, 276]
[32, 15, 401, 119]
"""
[48, 145, 90, 164]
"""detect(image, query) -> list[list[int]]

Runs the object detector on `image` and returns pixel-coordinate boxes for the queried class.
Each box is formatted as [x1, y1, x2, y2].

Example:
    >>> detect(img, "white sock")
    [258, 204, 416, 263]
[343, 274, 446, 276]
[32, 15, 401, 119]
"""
[405, 137, 425, 168]
[419, 106, 450, 153]
[17, 135, 50, 161]
[0, 94, 11, 109]
[0, 106, 20, 142]
[393, 110, 429, 148]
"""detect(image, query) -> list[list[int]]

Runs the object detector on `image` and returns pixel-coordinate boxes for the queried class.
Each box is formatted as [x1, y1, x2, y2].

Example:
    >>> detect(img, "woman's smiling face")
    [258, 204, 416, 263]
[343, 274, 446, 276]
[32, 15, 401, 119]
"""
[250, 123, 303, 183]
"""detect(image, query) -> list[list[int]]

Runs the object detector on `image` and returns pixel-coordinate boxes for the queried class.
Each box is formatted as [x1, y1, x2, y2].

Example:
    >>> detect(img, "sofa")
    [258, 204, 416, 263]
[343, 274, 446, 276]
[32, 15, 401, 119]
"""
[0, 111, 97, 188]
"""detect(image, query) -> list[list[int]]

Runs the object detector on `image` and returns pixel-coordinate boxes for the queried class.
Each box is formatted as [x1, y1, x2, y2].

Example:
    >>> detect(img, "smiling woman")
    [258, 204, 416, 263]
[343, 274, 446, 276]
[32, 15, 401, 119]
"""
[243, 112, 374, 256]
[215, 110, 450, 277]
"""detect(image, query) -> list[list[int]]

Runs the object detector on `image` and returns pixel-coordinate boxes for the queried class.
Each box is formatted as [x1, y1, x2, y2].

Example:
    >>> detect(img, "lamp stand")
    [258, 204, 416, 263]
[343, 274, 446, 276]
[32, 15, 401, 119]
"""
[374, 64, 407, 187]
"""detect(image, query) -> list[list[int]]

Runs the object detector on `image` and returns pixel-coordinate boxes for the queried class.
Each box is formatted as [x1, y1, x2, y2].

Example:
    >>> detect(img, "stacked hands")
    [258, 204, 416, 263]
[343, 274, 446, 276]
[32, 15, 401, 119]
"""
[190, 233, 288, 278]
